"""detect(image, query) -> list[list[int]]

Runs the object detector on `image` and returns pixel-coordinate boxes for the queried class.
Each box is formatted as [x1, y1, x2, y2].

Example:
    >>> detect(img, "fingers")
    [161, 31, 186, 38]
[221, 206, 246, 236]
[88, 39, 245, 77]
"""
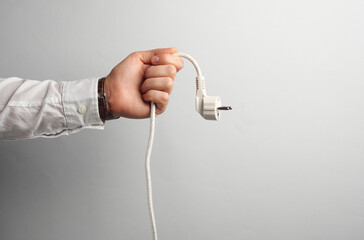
[142, 90, 170, 114]
[141, 66, 175, 114]
[145, 65, 177, 79]
[140, 77, 173, 94]
[151, 54, 184, 71]
[132, 47, 183, 115]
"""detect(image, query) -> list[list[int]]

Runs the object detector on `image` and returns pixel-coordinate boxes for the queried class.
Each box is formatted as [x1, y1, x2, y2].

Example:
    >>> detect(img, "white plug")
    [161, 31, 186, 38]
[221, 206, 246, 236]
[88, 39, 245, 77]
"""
[201, 95, 222, 120]
[196, 86, 231, 120]
[175, 53, 232, 120]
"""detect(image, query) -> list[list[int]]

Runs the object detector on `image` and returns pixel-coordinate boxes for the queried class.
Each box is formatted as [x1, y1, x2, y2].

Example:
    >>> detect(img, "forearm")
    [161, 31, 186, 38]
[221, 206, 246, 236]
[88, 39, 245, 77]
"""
[0, 77, 104, 140]
[0, 48, 183, 140]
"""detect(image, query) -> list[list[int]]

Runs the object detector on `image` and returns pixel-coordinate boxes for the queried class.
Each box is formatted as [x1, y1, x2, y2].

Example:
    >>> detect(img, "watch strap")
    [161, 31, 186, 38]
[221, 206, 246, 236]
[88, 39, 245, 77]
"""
[98, 77, 119, 122]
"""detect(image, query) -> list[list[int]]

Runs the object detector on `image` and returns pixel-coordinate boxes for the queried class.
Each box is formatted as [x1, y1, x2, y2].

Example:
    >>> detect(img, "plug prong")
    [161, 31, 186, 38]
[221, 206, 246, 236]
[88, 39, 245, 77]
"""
[217, 106, 232, 110]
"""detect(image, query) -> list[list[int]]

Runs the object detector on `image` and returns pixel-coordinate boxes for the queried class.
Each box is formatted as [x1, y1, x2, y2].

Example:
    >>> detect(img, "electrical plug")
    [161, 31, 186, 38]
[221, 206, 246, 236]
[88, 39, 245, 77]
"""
[194, 76, 232, 120]
[202, 95, 232, 120]
[175, 52, 232, 120]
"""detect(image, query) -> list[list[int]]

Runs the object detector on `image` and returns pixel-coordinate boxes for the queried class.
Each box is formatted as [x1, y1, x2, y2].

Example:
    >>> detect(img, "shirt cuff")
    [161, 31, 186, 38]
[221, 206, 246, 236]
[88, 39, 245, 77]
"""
[62, 78, 104, 134]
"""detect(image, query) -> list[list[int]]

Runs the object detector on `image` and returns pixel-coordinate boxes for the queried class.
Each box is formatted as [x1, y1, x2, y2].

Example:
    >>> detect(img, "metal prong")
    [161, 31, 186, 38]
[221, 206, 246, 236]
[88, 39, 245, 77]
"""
[217, 106, 232, 110]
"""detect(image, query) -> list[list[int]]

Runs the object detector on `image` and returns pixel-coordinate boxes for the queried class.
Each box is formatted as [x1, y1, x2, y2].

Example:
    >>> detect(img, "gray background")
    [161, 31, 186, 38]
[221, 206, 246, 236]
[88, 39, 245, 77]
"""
[1, 0, 364, 239]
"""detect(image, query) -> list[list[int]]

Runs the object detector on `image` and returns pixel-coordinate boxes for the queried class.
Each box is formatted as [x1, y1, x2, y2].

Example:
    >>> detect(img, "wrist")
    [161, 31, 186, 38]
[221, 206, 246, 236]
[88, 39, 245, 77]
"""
[97, 77, 119, 122]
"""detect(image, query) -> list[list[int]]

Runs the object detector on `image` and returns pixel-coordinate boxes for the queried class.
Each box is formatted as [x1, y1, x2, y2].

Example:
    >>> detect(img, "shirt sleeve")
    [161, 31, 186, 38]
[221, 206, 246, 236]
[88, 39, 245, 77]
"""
[0, 77, 104, 140]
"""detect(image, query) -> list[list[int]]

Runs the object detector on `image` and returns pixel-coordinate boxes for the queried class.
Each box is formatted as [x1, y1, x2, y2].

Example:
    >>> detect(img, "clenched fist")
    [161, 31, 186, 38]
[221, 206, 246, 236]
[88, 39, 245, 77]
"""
[104, 47, 184, 118]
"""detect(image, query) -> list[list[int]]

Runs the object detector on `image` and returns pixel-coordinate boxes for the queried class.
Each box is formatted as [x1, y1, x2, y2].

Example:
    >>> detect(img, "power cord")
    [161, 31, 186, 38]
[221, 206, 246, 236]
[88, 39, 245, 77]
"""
[146, 102, 157, 240]
[145, 53, 231, 240]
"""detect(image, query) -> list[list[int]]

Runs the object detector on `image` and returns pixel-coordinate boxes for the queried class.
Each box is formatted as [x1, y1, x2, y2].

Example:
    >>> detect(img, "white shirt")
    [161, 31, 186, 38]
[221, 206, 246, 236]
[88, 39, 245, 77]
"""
[0, 77, 104, 140]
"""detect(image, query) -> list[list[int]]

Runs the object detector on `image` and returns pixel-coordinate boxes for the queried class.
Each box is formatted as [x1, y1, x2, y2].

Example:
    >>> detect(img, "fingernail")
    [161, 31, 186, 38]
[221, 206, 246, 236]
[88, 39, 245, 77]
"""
[152, 56, 159, 64]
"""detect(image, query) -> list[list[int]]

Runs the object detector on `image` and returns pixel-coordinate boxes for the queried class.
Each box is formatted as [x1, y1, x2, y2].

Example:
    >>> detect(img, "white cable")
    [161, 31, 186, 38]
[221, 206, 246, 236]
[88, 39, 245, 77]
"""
[145, 53, 230, 240]
[145, 53, 203, 240]
[174, 52, 203, 77]
[146, 102, 157, 240]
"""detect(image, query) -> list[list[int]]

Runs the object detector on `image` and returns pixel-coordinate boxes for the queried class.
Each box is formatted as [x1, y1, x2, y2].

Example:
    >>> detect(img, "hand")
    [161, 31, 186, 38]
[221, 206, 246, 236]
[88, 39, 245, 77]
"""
[104, 48, 184, 118]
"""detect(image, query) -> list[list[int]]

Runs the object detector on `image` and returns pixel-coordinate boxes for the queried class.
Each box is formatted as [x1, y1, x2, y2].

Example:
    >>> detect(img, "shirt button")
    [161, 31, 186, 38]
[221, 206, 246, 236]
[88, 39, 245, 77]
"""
[78, 106, 87, 114]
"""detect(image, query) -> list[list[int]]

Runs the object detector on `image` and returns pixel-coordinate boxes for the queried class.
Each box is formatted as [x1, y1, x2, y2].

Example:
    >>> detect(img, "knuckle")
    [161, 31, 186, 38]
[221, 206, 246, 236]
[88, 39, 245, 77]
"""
[166, 64, 176, 75]
[162, 92, 170, 103]
[129, 51, 139, 58]
[165, 77, 173, 90]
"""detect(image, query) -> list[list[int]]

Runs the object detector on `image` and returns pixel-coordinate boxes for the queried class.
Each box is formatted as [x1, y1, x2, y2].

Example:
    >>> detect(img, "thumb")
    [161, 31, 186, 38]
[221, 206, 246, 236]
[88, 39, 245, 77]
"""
[138, 47, 178, 64]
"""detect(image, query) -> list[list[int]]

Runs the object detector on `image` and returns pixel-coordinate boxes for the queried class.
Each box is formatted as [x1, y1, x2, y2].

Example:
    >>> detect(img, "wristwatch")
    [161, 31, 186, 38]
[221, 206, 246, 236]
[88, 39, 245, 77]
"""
[98, 77, 119, 122]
